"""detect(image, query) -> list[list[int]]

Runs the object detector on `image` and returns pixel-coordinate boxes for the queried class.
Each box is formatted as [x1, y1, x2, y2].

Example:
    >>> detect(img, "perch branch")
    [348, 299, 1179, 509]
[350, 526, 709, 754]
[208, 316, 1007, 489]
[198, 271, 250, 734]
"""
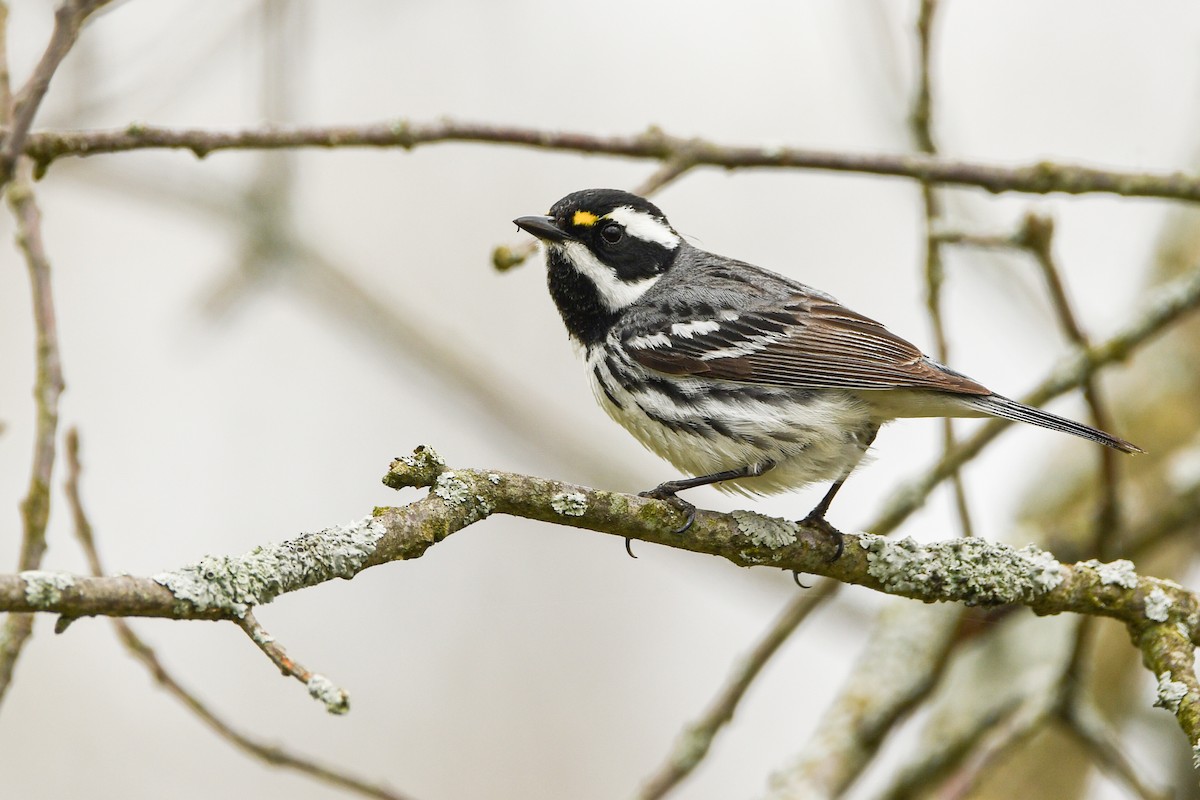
[0, 446, 1197, 749]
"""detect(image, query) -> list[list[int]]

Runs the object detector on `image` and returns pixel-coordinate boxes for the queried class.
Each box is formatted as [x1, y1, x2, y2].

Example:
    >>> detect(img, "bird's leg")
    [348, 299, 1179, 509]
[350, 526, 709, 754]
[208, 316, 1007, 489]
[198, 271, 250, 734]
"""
[798, 425, 879, 564]
[638, 462, 774, 536]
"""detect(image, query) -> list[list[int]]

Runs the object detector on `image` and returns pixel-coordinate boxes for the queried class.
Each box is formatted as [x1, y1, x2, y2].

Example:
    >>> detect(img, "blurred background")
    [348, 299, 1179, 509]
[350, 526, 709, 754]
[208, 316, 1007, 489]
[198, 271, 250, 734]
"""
[1, 1, 1199, 797]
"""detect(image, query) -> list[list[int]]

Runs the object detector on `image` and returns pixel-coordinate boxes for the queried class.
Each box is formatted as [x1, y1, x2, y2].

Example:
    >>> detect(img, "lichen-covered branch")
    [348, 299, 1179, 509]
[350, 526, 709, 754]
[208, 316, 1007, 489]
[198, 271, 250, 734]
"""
[18, 119, 1200, 204]
[64, 430, 413, 800]
[0, 446, 1197, 750]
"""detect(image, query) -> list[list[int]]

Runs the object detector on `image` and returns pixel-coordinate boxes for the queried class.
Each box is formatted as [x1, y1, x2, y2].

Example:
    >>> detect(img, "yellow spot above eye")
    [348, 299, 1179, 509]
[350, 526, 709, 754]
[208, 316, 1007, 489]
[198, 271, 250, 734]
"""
[573, 210, 599, 227]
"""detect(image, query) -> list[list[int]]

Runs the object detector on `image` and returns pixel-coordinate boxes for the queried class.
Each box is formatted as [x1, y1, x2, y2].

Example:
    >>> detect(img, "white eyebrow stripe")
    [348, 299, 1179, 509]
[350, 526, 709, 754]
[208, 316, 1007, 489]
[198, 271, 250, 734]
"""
[551, 241, 660, 310]
[606, 206, 681, 250]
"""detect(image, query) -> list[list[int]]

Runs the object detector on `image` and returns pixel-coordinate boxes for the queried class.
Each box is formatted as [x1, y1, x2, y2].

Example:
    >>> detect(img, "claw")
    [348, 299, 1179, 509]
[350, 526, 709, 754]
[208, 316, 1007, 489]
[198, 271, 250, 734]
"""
[624, 537, 638, 559]
[791, 571, 811, 589]
[801, 513, 844, 562]
[638, 489, 697, 534]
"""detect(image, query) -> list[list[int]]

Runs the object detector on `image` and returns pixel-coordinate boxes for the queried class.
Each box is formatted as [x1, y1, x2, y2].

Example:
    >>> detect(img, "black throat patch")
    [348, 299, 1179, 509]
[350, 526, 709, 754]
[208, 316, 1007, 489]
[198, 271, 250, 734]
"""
[545, 249, 620, 346]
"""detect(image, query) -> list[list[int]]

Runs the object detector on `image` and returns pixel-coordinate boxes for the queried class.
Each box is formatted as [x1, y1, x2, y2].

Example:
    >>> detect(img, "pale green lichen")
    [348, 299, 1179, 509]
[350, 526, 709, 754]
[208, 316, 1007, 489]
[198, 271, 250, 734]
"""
[1145, 586, 1173, 622]
[154, 516, 386, 616]
[1192, 742, 1200, 770]
[433, 471, 471, 504]
[732, 510, 798, 549]
[487, 473, 502, 485]
[432, 471, 491, 516]
[307, 674, 350, 715]
[1082, 558, 1139, 589]
[1155, 671, 1189, 713]
[550, 491, 588, 517]
[20, 570, 75, 607]
[855, 534, 1064, 606]
[385, 445, 446, 489]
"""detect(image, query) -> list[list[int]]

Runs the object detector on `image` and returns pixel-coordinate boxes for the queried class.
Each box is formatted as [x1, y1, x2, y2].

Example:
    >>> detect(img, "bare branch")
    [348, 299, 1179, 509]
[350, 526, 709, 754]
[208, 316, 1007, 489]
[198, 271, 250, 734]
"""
[18, 119, 1200, 203]
[63, 430, 413, 800]
[910, 0, 976, 540]
[237, 610, 350, 715]
[871, 261, 1200, 535]
[1016, 212, 1122, 553]
[0, 0, 113, 184]
[0, 159, 66, 705]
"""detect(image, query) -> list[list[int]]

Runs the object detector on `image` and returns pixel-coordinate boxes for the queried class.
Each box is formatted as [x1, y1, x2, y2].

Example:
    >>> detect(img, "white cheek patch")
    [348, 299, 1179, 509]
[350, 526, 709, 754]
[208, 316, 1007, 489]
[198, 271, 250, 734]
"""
[551, 241, 660, 310]
[606, 206, 681, 250]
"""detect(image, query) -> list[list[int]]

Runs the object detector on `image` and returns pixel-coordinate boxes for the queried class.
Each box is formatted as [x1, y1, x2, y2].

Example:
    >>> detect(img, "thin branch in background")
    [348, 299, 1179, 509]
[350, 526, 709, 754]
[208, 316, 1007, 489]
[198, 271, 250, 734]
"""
[911, 0, 975, 539]
[883, 690, 1055, 800]
[23, 119, 1200, 204]
[0, 0, 113, 185]
[63, 430, 413, 800]
[0, 159, 66, 707]
[763, 603, 963, 799]
[1058, 699, 1169, 800]
[1128, 480, 1200, 559]
[1016, 212, 1122, 554]
[871, 257, 1200, 536]
[636, 583, 837, 800]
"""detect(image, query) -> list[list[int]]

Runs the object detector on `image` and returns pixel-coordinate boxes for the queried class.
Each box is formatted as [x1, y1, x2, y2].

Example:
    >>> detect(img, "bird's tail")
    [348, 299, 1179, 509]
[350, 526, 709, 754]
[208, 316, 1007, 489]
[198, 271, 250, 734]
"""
[961, 394, 1143, 454]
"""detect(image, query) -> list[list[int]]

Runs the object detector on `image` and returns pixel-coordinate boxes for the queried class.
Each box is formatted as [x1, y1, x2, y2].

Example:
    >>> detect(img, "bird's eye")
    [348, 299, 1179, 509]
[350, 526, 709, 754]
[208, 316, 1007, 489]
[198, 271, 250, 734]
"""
[600, 224, 623, 245]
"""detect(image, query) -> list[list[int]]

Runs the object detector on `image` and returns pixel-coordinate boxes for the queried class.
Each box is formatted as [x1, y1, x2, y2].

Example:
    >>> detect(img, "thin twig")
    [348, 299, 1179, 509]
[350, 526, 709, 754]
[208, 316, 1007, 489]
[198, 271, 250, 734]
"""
[911, 0, 975, 539]
[63, 430, 412, 800]
[903, 692, 1054, 800]
[0, 158, 66, 707]
[637, 584, 836, 800]
[0, 0, 113, 184]
[236, 610, 350, 715]
[20, 119, 1200, 203]
[1017, 212, 1122, 554]
[871, 258, 1200, 536]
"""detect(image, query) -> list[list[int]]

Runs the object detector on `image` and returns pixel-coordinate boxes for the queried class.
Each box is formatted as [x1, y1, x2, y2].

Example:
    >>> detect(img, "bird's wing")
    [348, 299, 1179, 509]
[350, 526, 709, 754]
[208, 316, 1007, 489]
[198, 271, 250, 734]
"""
[623, 291, 990, 395]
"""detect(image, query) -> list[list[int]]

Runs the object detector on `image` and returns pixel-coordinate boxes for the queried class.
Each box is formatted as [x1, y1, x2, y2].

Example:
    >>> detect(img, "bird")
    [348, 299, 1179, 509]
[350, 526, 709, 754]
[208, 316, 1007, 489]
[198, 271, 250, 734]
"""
[513, 188, 1141, 554]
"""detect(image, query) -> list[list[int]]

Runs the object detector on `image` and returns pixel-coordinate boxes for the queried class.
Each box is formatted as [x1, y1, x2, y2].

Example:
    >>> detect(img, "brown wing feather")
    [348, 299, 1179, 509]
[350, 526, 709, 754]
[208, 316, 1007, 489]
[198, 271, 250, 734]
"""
[626, 294, 990, 395]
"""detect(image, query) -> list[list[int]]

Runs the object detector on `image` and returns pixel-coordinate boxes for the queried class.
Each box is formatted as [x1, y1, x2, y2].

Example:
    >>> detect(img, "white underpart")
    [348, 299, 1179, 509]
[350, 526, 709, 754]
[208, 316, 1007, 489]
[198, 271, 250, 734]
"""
[551, 241, 660, 310]
[698, 330, 786, 361]
[669, 319, 721, 338]
[585, 342, 877, 496]
[606, 206, 681, 249]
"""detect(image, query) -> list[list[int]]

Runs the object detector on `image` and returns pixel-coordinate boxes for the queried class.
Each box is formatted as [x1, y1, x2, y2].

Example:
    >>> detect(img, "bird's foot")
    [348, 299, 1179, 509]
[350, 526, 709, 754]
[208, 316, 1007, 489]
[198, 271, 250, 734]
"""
[800, 512, 844, 562]
[638, 487, 697, 534]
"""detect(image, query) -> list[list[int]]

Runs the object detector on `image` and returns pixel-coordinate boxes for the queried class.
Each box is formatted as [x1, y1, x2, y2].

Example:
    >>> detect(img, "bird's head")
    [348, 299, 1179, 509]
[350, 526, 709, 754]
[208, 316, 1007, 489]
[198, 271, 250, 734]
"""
[515, 189, 682, 322]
